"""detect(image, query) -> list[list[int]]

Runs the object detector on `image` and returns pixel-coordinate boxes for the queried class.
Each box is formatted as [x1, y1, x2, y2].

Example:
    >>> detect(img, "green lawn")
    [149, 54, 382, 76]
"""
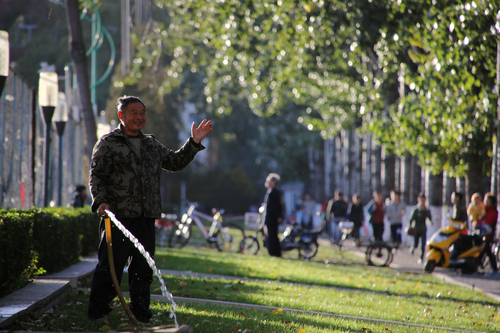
[7, 238, 500, 333]
[145, 246, 500, 332]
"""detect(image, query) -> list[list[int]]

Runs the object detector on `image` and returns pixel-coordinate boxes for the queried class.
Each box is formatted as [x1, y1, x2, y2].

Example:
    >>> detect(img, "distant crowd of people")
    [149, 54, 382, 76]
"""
[264, 184, 498, 275]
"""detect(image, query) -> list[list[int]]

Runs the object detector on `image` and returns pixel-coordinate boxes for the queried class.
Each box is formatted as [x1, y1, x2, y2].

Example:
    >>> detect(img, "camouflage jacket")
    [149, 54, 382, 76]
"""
[89, 126, 204, 218]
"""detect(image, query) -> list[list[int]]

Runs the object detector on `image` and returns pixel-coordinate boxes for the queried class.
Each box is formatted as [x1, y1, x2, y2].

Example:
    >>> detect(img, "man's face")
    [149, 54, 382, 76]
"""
[118, 102, 146, 135]
[265, 177, 274, 189]
[419, 197, 426, 206]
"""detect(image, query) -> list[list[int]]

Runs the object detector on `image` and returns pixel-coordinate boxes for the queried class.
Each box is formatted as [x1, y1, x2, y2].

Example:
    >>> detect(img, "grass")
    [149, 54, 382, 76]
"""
[9, 291, 486, 333]
[6, 229, 500, 333]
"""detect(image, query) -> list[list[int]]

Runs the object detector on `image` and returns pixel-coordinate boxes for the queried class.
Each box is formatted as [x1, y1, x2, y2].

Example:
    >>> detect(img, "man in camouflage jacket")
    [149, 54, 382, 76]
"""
[88, 96, 212, 323]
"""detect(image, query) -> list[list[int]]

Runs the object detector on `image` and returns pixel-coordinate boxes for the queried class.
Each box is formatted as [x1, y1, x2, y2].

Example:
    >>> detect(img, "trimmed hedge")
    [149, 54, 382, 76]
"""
[0, 207, 100, 298]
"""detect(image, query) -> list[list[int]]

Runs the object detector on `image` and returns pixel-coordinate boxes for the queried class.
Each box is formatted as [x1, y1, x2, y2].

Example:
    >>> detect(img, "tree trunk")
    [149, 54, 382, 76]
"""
[466, 154, 485, 207]
[382, 147, 395, 199]
[334, 134, 342, 195]
[426, 171, 443, 207]
[65, 0, 97, 162]
[443, 172, 456, 207]
[352, 129, 362, 198]
[362, 133, 372, 202]
[372, 142, 382, 192]
[410, 155, 421, 205]
[401, 153, 412, 204]
[343, 130, 352, 197]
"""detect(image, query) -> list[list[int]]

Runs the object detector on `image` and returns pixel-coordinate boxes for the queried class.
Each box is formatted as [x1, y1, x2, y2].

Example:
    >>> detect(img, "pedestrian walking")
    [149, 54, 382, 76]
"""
[386, 189, 405, 245]
[367, 190, 385, 242]
[326, 191, 348, 245]
[408, 193, 433, 264]
[346, 193, 364, 245]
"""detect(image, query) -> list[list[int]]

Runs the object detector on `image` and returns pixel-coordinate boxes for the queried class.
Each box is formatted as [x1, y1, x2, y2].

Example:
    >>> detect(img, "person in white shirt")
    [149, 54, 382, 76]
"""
[386, 189, 406, 245]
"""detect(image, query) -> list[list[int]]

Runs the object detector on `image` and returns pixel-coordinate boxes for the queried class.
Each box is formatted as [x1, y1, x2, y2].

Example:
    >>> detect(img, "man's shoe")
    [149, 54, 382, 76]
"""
[417, 258, 422, 264]
[486, 270, 499, 277]
[89, 314, 109, 325]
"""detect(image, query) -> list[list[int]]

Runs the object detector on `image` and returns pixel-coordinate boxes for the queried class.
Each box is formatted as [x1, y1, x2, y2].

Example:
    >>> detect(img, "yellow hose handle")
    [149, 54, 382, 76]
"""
[104, 217, 140, 324]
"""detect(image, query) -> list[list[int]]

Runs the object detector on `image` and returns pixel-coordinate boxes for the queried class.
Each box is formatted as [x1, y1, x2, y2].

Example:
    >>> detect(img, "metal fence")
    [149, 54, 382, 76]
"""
[0, 68, 86, 209]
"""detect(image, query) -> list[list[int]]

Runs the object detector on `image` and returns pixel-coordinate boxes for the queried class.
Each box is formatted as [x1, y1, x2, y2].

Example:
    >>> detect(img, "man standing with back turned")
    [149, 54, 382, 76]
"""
[88, 95, 212, 323]
[262, 173, 284, 257]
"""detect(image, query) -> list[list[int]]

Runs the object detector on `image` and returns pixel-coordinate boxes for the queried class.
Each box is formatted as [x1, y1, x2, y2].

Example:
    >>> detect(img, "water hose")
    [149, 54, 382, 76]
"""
[104, 217, 140, 324]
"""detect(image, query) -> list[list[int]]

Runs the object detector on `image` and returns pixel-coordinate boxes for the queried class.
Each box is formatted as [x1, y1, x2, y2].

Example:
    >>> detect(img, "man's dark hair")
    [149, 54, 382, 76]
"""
[117, 95, 146, 112]
[75, 185, 86, 193]
[453, 191, 463, 200]
[418, 192, 426, 199]
[392, 189, 401, 196]
[485, 193, 497, 207]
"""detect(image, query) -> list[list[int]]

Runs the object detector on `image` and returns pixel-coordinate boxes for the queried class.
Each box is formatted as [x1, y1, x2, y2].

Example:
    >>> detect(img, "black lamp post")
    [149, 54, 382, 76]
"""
[38, 71, 59, 207]
[0, 31, 9, 96]
[54, 92, 68, 207]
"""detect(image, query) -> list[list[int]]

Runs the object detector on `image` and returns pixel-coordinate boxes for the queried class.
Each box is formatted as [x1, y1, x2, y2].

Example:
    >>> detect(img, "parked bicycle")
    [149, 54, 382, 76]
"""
[168, 203, 245, 252]
[155, 213, 177, 247]
[240, 217, 323, 260]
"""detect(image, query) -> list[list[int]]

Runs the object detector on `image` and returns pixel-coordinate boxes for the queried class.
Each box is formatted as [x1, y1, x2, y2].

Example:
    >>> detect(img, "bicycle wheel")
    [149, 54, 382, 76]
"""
[366, 243, 393, 267]
[299, 241, 319, 260]
[168, 223, 191, 248]
[240, 236, 260, 255]
[213, 228, 232, 252]
[215, 222, 246, 252]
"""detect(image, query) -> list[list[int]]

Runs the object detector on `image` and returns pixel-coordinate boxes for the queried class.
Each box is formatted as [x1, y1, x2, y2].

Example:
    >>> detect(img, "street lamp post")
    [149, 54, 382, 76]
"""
[0, 31, 9, 96]
[54, 92, 68, 207]
[39, 71, 59, 207]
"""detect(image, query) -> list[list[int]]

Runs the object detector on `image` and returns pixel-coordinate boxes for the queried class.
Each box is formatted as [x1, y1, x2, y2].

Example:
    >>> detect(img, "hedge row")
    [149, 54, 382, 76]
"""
[0, 207, 100, 298]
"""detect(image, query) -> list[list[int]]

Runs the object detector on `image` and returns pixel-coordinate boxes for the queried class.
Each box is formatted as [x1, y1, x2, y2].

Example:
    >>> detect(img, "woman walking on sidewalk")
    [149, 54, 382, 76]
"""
[408, 193, 433, 264]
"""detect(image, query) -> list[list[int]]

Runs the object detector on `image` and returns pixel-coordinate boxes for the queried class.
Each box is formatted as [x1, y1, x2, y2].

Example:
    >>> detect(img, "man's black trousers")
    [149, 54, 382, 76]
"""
[88, 216, 156, 323]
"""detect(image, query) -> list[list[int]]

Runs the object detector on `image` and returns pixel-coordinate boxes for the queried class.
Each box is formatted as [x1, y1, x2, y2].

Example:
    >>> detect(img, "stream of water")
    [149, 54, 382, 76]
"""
[105, 210, 178, 327]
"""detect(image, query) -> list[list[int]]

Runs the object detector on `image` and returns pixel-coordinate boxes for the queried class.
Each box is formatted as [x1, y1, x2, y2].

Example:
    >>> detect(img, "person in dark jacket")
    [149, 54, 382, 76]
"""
[262, 173, 284, 257]
[450, 191, 467, 222]
[408, 192, 433, 263]
[346, 193, 364, 244]
[477, 193, 498, 276]
[72, 185, 88, 208]
[87, 95, 212, 323]
[326, 191, 348, 245]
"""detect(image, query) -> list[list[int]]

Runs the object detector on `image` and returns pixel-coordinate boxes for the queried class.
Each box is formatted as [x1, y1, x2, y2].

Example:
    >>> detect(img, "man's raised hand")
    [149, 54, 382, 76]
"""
[191, 119, 213, 144]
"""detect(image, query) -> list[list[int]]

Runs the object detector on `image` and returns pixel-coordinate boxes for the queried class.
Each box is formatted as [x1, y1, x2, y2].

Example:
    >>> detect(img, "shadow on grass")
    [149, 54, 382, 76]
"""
[150, 247, 499, 308]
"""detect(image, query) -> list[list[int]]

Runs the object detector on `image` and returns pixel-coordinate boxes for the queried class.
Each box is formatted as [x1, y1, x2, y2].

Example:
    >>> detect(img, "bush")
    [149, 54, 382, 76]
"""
[0, 207, 100, 298]
[0, 208, 43, 298]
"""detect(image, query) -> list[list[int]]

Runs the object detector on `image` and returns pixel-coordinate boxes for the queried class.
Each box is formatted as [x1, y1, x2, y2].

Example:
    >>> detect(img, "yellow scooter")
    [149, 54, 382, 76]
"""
[424, 218, 485, 274]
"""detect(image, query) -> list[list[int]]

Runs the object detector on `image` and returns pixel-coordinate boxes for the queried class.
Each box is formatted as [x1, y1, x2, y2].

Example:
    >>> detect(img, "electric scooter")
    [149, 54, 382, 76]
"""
[424, 218, 485, 274]
[280, 220, 323, 259]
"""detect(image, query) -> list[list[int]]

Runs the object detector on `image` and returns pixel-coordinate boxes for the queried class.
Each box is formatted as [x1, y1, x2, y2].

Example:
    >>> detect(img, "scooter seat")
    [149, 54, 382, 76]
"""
[450, 234, 484, 259]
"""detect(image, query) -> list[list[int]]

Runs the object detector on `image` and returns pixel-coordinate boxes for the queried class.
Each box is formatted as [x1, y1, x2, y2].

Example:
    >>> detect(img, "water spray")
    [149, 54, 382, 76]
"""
[105, 210, 179, 328]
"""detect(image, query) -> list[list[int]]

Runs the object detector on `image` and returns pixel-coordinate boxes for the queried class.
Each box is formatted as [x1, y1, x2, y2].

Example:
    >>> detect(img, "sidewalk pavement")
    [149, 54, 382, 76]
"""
[2, 242, 500, 329]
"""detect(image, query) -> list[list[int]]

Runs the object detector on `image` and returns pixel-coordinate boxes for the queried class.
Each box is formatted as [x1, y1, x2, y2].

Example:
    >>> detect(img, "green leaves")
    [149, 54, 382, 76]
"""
[124, 0, 499, 177]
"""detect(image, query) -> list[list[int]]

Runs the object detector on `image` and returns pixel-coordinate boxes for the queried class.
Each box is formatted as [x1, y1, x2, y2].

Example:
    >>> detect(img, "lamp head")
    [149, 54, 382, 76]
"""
[54, 92, 68, 122]
[0, 31, 9, 77]
[38, 71, 59, 107]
